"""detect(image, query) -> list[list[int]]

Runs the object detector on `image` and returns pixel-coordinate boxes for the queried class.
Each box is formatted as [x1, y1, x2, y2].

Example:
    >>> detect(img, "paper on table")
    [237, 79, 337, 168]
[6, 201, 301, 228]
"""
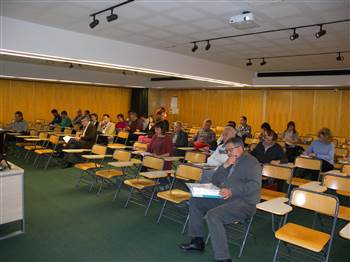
[63, 136, 74, 143]
[186, 183, 223, 199]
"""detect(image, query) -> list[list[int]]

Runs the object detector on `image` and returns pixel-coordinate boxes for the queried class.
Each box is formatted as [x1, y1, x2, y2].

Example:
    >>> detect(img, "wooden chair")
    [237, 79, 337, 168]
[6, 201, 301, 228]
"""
[156, 164, 203, 232]
[74, 144, 109, 191]
[184, 151, 207, 164]
[63, 128, 72, 135]
[124, 156, 165, 216]
[333, 137, 346, 146]
[245, 138, 260, 145]
[113, 131, 129, 145]
[24, 132, 48, 161]
[215, 126, 225, 134]
[273, 188, 339, 262]
[334, 147, 349, 169]
[342, 164, 350, 175]
[95, 150, 139, 199]
[289, 157, 322, 186]
[33, 135, 60, 169]
[323, 174, 350, 222]
[53, 126, 62, 133]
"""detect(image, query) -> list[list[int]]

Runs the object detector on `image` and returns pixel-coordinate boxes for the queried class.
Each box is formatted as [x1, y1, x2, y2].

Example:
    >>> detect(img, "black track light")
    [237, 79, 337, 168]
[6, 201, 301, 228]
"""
[89, 16, 99, 29]
[260, 58, 266, 66]
[246, 59, 252, 66]
[289, 28, 299, 41]
[192, 42, 198, 52]
[106, 9, 118, 22]
[205, 40, 211, 51]
[336, 52, 344, 61]
[315, 24, 326, 38]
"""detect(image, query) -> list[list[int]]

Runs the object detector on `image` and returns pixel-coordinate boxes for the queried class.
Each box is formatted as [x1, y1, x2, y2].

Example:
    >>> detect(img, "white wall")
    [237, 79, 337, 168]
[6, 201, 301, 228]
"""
[0, 16, 253, 85]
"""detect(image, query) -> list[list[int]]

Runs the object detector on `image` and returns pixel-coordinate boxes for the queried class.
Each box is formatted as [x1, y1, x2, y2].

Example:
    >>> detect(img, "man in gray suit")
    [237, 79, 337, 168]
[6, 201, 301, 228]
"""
[179, 137, 261, 262]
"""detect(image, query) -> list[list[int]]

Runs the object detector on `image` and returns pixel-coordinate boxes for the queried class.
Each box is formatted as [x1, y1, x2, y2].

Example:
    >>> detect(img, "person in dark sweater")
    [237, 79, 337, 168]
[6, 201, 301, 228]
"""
[251, 129, 288, 165]
[179, 137, 262, 262]
[172, 121, 188, 156]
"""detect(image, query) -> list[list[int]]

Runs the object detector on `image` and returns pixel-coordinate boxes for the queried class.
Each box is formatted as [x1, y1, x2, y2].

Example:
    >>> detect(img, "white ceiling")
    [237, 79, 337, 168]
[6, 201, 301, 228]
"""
[1, 0, 350, 71]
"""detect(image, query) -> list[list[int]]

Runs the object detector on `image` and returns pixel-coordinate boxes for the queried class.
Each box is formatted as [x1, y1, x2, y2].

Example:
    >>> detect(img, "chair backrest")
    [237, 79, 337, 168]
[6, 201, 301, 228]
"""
[133, 142, 148, 151]
[38, 132, 48, 139]
[290, 188, 338, 217]
[215, 126, 225, 133]
[49, 135, 59, 145]
[335, 147, 349, 158]
[245, 138, 259, 145]
[185, 151, 207, 164]
[262, 164, 293, 182]
[118, 131, 129, 139]
[113, 150, 131, 161]
[342, 144, 350, 150]
[91, 144, 107, 155]
[176, 164, 203, 181]
[189, 128, 198, 134]
[53, 126, 61, 133]
[323, 174, 350, 192]
[342, 164, 350, 175]
[143, 156, 164, 170]
[64, 128, 72, 135]
[294, 157, 322, 171]
[30, 129, 38, 136]
[334, 136, 346, 146]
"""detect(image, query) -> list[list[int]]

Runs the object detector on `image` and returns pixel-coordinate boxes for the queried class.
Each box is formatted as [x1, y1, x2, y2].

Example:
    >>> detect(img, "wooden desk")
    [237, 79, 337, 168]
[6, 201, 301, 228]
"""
[0, 162, 25, 240]
[256, 197, 292, 216]
[107, 144, 132, 150]
[82, 154, 113, 160]
[340, 223, 350, 240]
[177, 147, 195, 151]
[299, 181, 327, 192]
[108, 160, 141, 168]
[133, 131, 147, 135]
[140, 170, 174, 179]
[162, 156, 183, 162]
[62, 149, 91, 154]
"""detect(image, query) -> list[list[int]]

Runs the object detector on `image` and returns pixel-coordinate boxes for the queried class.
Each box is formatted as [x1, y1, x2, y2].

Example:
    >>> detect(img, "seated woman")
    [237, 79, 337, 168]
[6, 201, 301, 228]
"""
[282, 121, 302, 162]
[115, 113, 128, 132]
[258, 122, 271, 141]
[304, 127, 335, 173]
[172, 121, 188, 156]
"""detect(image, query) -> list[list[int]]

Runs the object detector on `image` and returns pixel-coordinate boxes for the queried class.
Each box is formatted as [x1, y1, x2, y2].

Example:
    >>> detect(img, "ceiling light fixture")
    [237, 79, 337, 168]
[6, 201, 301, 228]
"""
[336, 52, 344, 61]
[192, 42, 198, 52]
[89, 16, 99, 29]
[289, 28, 299, 41]
[246, 59, 252, 66]
[89, 0, 134, 29]
[106, 9, 118, 22]
[205, 40, 211, 51]
[260, 58, 266, 66]
[315, 24, 326, 38]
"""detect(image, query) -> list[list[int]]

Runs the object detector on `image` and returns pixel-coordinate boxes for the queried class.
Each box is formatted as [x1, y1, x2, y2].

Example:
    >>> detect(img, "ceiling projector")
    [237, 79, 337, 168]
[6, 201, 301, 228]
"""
[229, 11, 259, 30]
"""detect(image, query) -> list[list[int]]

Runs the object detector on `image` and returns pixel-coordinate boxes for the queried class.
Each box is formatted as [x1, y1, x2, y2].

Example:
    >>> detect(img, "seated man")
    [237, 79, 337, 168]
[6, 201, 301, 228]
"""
[179, 137, 261, 262]
[72, 109, 84, 125]
[62, 116, 97, 168]
[236, 116, 252, 142]
[59, 110, 72, 129]
[9, 111, 28, 134]
[97, 114, 115, 144]
[172, 121, 188, 156]
[192, 119, 216, 150]
[49, 109, 62, 127]
[126, 111, 144, 141]
[251, 129, 288, 165]
[201, 126, 237, 182]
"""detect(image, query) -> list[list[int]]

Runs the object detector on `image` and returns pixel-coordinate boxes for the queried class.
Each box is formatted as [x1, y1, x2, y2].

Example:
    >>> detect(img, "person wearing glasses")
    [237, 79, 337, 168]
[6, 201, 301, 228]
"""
[179, 137, 261, 262]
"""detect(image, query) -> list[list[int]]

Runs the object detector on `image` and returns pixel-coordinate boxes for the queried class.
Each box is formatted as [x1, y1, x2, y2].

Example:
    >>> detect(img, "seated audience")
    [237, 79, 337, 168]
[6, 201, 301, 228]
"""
[49, 109, 62, 126]
[155, 107, 170, 132]
[227, 121, 236, 129]
[251, 129, 288, 164]
[148, 121, 173, 159]
[72, 109, 84, 125]
[115, 113, 128, 131]
[90, 113, 99, 129]
[127, 111, 144, 141]
[283, 121, 303, 162]
[259, 122, 272, 141]
[97, 114, 115, 144]
[9, 111, 28, 134]
[179, 137, 261, 262]
[62, 116, 97, 168]
[172, 121, 188, 156]
[192, 119, 216, 150]
[143, 115, 155, 133]
[84, 110, 90, 117]
[237, 116, 252, 141]
[304, 127, 334, 172]
[59, 111, 72, 129]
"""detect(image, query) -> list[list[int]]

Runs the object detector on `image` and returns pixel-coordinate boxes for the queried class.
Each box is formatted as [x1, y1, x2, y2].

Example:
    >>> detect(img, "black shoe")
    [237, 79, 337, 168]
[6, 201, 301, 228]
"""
[215, 259, 232, 262]
[178, 242, 205, 252]
[62, 163, 74, 169]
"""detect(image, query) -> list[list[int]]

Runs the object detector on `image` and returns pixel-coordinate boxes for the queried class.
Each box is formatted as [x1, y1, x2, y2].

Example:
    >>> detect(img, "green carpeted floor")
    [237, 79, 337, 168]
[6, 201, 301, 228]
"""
[0, 157, 349, 262]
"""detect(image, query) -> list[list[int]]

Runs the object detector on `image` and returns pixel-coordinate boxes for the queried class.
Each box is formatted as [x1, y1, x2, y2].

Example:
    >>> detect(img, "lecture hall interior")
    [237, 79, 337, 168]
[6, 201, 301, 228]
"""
[0, 1, 350, 261]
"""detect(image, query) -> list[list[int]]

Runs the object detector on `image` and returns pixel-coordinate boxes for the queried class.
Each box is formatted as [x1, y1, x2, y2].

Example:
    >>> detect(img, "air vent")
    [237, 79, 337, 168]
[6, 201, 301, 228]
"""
[257, 69, 350, 77]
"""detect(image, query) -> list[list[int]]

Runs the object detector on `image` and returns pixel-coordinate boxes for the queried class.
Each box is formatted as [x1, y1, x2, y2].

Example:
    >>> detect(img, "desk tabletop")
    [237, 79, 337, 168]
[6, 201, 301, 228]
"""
[140, 170, 174, 179]
[299, 181, 327, 193]
[340, 223, 350, 240]
[177, 147, 196, 151]
[108, 160, 141, 167]
[256, 197, 292, 216]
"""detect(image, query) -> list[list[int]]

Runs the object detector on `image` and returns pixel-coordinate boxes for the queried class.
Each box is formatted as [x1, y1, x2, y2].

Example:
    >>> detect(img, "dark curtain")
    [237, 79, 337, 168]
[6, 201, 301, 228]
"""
[131, 88, 148, 117]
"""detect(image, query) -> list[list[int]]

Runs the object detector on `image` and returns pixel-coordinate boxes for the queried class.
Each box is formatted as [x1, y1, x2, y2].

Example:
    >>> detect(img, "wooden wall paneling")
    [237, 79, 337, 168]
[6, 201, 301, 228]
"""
[0, 80, 12, 124]
[339, 90, 350, 138]
[290, 90, 315, 135]
[266, 90, 292, 133]
[221, 90, 241, 127]
[240, 90, 264, 133]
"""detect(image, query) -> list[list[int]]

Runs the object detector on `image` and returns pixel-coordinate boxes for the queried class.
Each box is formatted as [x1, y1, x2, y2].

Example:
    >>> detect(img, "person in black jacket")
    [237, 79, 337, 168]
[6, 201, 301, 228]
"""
[172, 121, 188, 156]
[251, 129, 287, 165]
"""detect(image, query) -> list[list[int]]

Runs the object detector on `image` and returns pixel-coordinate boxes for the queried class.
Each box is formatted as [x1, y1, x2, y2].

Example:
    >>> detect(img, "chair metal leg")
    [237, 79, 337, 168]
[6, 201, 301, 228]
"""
[44, 154, 53, 169]
[113, 176, 124, 201]
[124, 187, 134, 208]
[97, 178, 104, 196]
[144, 186, 157, 216]
[157, 200, 168, 224]
[182, 213, 189, 234]
[238, 217, 254, 258]
[205, 233, 210, 245]
[272, 240, 281, 262]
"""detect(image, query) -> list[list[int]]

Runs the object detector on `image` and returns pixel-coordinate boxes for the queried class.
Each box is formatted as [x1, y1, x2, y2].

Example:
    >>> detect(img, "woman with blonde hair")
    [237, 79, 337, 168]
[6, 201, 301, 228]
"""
[304, 127, 335, 172]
